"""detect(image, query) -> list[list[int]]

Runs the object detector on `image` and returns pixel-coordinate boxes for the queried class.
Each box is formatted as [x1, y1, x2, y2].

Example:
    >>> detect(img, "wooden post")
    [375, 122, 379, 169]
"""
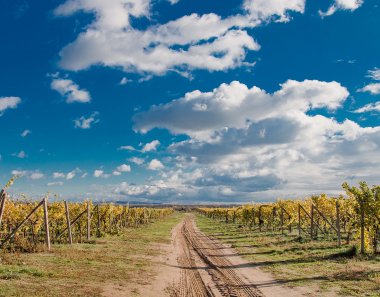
[56, 209, 87, 240]
[280, 207, 284, 234]
[259, 207, 262, 232]
[360, 201, 365, 254]
[64, 201, 73, 244]
[336, 201, 341, 247]
[97, 205, 101, 237]
[250, 208, 255, 229]
[86, 202, 91, 240]
[310, 204, 314, 239]
[298, 204, 301, 237]
[1, 199, 44, 247]
[0, 190, 6, 227]
[43, 196, 51, 251]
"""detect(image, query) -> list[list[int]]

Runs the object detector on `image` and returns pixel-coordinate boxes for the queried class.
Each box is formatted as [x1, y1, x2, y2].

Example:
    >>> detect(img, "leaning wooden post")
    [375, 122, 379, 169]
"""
[43, 196, 51, 251]
[64, 201, 73, 244]
[298, 204, 301, 237]
[0, 190, 6, 227]
[97, 205, 101, 237]
[280, 207, 284, 234]
[360, 201, 365, 254]
[258, 207, 262, 232]
[336, 200, 341, 247]
[310, 204, 314, 239]
[86, 201, 91, 240]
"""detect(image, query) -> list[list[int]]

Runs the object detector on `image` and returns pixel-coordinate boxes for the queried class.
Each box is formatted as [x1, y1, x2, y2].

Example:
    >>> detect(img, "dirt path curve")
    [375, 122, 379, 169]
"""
[170, 214, 305, 297]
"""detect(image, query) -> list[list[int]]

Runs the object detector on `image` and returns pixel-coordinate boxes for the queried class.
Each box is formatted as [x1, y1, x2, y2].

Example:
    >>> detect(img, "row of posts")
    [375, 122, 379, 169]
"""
[0, 190, 94, 251]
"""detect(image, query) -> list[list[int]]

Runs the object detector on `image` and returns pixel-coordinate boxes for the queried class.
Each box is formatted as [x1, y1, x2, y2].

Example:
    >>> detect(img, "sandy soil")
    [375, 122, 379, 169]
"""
[116, 214, 307, 297]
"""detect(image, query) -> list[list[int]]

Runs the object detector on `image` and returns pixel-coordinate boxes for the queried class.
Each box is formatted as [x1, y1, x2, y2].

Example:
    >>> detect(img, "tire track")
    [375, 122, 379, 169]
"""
[172, 215, 264, 297]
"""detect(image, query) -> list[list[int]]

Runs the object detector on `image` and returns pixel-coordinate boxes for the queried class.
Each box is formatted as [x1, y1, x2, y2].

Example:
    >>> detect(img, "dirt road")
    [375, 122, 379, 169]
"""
[169, 215, 303, 297]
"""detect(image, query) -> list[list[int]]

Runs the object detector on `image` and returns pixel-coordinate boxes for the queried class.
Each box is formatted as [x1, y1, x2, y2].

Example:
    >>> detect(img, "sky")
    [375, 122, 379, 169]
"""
[0, 0, 379, 203]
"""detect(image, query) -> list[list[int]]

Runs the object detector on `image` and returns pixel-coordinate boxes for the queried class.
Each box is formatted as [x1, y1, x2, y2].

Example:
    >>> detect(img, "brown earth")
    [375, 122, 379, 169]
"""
[132, 214, 306, 297]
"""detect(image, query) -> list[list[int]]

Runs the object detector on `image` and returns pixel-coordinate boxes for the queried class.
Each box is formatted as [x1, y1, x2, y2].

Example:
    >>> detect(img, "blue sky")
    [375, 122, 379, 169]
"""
[0, 0, 379, 203]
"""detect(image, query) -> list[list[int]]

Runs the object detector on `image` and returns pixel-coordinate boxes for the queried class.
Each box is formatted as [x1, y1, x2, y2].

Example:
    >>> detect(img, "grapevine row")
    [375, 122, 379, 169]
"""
[0, 188, 173, 252]
[198, 182, 380, 254]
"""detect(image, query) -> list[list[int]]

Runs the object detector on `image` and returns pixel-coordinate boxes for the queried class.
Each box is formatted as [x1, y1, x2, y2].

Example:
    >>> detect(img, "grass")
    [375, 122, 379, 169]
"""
[0, 212, 185, 297]
[195, 214, 380, 297]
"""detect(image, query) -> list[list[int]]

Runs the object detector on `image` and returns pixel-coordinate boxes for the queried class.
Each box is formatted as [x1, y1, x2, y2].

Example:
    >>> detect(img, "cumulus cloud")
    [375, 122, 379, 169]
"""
[118, 145, 137, 151]
[243, 0, 305, 22]
[357, 83, 380, 95]
[11, 170, 27, 177]
[29, 172, 44, 180]
[47, 181, 64, 186]
[354, 101, 380, 113]
[319, 0, 363, 17]
[66, 168, 81, 180]
[51, 78, 91, 103]
[148, 159, 164, 170]
[134, 79, 349, 139]
[113, 164, 132, 175]
[93, 169, 110, 178]
[11, 170, 46, 180]
[367, 68, 380, 81]
[54, 168, 81, 180]
[53, 172, 66, 179]
[119, 77, 130, 85]
[117, 164, 131, 172]
[74, 112, 99, 129]
[0, 97, 21, 114]
[129, 157, 145, 165]
[142, 140, 160, 152]
[13, 151, 27, 159]
[21, 129, 31, 137]
[53, 0, 309, 75]
[123, 79, 380, 202]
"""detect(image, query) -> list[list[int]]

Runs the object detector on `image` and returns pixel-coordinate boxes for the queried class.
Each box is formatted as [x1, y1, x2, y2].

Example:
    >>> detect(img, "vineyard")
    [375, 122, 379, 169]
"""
[198, 181, 380, 254]
[0, 178, 173, 252]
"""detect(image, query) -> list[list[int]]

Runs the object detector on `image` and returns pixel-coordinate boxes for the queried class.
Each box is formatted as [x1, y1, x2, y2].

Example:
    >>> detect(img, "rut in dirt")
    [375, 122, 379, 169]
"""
[172, 215, 264, 297]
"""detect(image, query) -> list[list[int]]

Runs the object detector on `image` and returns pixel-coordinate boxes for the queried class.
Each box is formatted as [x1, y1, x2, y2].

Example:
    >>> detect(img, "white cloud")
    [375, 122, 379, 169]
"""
[47, 181, 64, 186]
[148, 159, 164, 170]
[53, 0, 310, 75]
[74, 112, 99, 129]
[51, 78, 91, 103]
[354, 101, 380, 113]
[116, 164, 131, 172]
[357, 83, 380, 95]
[367, 68, 380, 81]
[29, 172, 44, 180]
[66, 168, 81, 180]
[319, 0, 363, 17]
[53, 172, 66, 179]
[142, 140, 160, 152]
[11, 170, 27, 177]
[129, 157, 145, 165]
[124, 79, 380, 202]
[118, 145, 137, 151]
[54, 168, 81, 180]
[21, 129, 31, 137]
[13, 151, 27, 159]
[243, 0, 305, 22]
[0, 97, 21, 114]
[113, 164, 132, 175]
[93, 169, 110, 178]
[134, 79, 349, 139]
[93, 169, 104, 177]
[119, 77, 130, 85]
